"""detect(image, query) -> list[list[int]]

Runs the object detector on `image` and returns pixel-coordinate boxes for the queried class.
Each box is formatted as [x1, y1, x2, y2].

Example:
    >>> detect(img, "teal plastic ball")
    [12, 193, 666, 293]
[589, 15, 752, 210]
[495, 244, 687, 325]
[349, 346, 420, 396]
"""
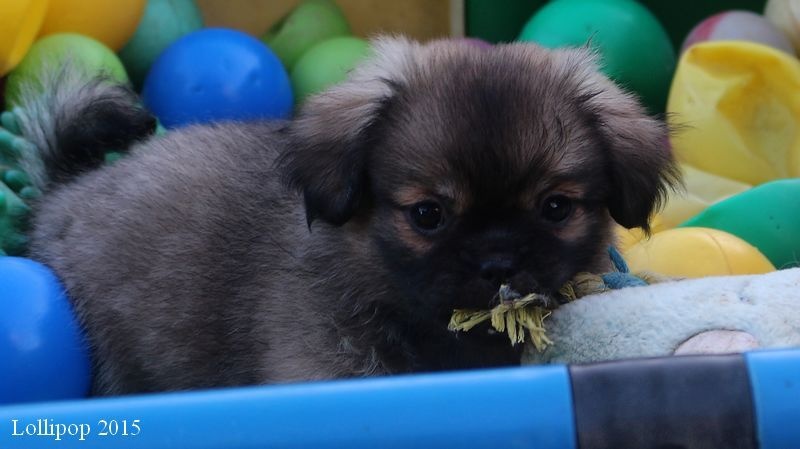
[518, 0, 675, 113]
[119, 0, 204, 89]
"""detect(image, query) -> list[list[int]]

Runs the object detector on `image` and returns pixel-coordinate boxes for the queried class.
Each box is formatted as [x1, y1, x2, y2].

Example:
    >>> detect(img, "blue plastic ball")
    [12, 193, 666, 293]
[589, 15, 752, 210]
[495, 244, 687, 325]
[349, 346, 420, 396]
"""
[0, 257, 91, 404]
[142, 28, 293, 128]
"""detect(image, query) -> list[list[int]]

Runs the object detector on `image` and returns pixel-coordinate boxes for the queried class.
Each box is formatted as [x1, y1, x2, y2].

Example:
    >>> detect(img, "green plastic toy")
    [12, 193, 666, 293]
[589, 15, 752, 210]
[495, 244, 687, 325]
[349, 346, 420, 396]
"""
[0, 109, 38, 256]
[290, 36, 370, 104]
[680, 179, 800, 270]
[517, 0, 676, 113]
[262, 0, 351, 71]
[5, 33, 129, 109]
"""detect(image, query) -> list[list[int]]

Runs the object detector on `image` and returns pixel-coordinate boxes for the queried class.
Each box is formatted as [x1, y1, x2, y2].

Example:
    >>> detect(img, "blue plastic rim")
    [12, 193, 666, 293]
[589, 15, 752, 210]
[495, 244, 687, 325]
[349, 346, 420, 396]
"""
[0, 365, 576, 449]
[746, 349, 800, 449]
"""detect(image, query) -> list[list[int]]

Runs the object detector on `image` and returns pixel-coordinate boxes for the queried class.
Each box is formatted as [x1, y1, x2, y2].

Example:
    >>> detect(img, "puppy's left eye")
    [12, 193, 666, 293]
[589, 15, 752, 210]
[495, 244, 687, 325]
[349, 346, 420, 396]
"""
[409, 201, 445, 232]
[541, 195, 572, 222]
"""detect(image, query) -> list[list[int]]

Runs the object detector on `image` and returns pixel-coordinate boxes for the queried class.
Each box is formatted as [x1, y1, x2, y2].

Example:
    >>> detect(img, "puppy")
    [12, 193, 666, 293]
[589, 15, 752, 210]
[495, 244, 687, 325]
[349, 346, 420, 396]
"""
[18, 37, 677, 395]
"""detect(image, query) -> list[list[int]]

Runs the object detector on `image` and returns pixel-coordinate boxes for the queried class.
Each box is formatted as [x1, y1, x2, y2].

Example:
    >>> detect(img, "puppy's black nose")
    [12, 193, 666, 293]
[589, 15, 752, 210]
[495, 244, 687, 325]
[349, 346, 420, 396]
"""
[479, 256, 517, 284]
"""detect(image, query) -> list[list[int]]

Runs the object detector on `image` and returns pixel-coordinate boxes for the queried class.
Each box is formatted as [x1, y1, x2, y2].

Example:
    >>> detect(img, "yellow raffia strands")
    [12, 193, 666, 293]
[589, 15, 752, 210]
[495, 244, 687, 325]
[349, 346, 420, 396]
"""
[448, 287, 554, 352]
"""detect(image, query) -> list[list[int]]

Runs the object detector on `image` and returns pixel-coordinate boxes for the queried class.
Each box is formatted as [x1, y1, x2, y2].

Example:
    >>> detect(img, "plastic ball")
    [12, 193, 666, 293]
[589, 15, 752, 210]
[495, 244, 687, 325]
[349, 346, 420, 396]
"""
[765, 0, 800, 54]
[623, 227, 775, 278]
[518, 0, 675, 113]
[681, 179, 800, 269]
[142, 28, 293, 128]
[119, 0, 204, 89]
[38, 0, 146, 51]
[5, 33, 128, 109]
[0, 0, 49, 76]
[682, 10, 794, 55]
[291, 37, 370, 104]
[668, 41, 800, 185]
[262, 0, 351, 71]
[0, 257, 91, 404]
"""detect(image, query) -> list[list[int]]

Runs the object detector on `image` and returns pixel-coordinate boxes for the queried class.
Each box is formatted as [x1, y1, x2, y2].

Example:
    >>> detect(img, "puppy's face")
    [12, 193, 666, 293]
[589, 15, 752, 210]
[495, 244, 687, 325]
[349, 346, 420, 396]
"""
[282, 38, 677, 318]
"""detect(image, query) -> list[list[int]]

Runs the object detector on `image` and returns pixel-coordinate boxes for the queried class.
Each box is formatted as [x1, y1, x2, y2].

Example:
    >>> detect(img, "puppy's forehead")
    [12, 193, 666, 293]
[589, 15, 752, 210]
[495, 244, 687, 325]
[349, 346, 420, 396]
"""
[374, 42, 607, 206]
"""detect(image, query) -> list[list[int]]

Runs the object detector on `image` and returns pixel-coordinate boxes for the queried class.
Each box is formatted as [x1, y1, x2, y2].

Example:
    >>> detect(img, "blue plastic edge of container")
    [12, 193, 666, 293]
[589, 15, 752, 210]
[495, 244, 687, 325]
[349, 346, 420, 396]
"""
[745, 348, 800, 449]
[0, 364, 576, 449]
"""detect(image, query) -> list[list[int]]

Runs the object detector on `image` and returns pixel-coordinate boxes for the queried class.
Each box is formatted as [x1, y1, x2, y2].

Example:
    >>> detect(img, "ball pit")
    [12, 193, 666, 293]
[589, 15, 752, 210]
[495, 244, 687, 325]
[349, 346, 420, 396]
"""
[518, 0, 676, 113]
[37, 0, 146, 51]
[4, 33, 128, 109]
[119, 0, 204, 89]
[290, 36, 370, 104]
[1, 3, 800, 446]
[142, 28, 293, 128]
[0, 257, 91, 404]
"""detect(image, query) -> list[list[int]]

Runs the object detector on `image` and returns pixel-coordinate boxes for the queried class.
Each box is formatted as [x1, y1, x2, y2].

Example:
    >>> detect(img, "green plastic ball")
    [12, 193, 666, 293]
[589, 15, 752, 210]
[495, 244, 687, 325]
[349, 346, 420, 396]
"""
[680, 179, 800, 269]
[518, 0, 675, 113]
[119, 0, 204, 90]
[290, 36, 370, 104]
[262, 0, 351, 71]
[5, 33, 128, 109]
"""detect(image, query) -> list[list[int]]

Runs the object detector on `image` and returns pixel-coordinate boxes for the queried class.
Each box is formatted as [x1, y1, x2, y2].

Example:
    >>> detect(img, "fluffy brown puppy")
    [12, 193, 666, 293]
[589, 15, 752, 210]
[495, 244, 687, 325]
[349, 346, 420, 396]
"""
[20, 37, 677, 395]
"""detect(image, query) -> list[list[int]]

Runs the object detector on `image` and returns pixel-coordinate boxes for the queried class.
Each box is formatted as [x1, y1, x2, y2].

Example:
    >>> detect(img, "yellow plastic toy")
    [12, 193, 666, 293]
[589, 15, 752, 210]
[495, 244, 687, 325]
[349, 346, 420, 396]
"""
[668, 41, 800, 185]
[623, 227, 775, 278]
[0, 0, 49, 76]
[38, 0, 146, 51]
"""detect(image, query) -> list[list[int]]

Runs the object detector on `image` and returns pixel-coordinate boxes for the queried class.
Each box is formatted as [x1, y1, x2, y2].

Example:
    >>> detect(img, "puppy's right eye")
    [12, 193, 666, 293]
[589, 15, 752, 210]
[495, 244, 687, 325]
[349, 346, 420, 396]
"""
[541, 195, 572, 222]
[409, 201, 445, 232]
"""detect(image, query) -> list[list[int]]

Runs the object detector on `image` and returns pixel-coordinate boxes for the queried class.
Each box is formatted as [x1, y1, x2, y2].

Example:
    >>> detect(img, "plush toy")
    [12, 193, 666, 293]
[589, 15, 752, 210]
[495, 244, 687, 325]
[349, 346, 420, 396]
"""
[523, 268, 800, 364]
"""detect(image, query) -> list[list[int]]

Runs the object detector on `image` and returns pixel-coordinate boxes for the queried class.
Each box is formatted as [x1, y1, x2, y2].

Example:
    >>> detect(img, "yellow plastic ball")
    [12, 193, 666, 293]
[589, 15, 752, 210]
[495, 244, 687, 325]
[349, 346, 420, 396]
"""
[668, 41, 800, 185]
[623, 227, 775, 278]
[38, 0, 146, 51]
[0, 0, 49, 76]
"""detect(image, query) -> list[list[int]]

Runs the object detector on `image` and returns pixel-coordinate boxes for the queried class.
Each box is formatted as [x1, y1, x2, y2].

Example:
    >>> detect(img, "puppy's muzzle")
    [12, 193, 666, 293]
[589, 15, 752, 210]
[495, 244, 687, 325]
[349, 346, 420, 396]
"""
[478, 254, 518, 286]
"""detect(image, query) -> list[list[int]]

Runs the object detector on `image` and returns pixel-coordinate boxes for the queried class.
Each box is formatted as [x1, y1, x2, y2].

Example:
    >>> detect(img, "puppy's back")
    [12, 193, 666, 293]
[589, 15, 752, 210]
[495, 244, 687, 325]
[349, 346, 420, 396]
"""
[30, 122, 303, 393]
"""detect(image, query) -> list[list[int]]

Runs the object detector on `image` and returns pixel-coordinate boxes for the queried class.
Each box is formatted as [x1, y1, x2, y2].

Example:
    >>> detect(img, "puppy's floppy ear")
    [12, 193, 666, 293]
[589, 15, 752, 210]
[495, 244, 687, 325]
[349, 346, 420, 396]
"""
[279, 37, 418, 227]
[566, 49, 680, 232]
